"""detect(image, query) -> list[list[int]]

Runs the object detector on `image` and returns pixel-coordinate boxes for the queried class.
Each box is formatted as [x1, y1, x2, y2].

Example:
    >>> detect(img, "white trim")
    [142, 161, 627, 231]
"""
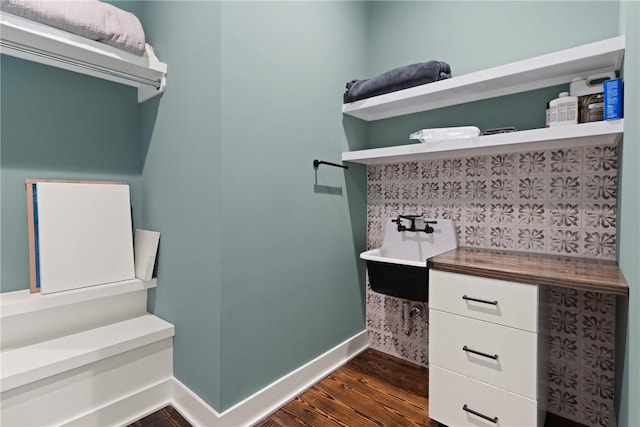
[173, 330, 369, 426]
[0, 278, 156, 318]
[22, 330, 368, 427]
[59, 379, 173, 427]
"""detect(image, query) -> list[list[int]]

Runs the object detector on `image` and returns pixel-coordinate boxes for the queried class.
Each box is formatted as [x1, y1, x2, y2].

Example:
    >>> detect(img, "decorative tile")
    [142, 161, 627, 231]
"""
[489, 203, 515, 225]
[549, 335, 578, 363]
[464, 202, 487, 223]
[583, 203, 616, 229]
[550, 287, 579, 309]
[550, 148, 582, 173]
[583, 343, 615, 372]
[463, 225, 487, 247]
[441, 158, 463, 178]
[549, 175, 581, 200]
[582, 399, 610, 426]
[401, 202, 419, 216]
[421, 203, 440, 219]
[518, 151, 547, 175]
[550, 364, 579, 390]
[584, 174, 617, 201]
[518, 176, 546, 200]
[516, 227, 546, 252]
[441, 180, 463, 200]
[382, 183, 400, 200]
[584, 370, 614, 400]
[401, 182, 420, 200]
[582, 314, 615, 343]
[582, 231, 616, 259]
[420, 159, 441, 179]
[367, 183, 383, 200]
[441, 203, 462, 221]
[489, 226, 515, 249]
[367, 165, 383, 181]
[490, 178, 515, 200]
[548, 228, 580, 255]
[420, 182, 439, 200]
[584, 145, 617, 173]
[490, 154, 515, 176]
[549, 203, 580, 228]
[383, 163, 401, 180]
[464, 179, 487, 200]
[517, 203, 546, 226]
[583, 292, 615, 315]
[401, 162, 420, 180]
[549, 388, 578, 417]
[465, 156, 487, 177]
[550, 309, 579, 335]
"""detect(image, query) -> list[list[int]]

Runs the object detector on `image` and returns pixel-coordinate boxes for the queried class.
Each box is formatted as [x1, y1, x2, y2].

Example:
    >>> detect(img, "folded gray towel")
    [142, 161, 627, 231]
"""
[344, 60, 451, 103]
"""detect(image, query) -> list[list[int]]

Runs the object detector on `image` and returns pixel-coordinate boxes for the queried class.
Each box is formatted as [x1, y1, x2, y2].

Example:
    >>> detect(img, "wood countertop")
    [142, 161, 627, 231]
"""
[427, 247, 629, 296]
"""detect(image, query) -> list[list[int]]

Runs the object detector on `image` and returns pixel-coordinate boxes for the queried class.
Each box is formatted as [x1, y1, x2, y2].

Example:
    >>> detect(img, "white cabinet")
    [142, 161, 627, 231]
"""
[428, 270, 544, 427]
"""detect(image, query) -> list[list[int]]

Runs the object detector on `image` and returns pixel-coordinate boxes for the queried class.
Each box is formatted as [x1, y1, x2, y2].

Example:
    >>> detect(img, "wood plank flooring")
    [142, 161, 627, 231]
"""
[256, 349, 432, 427]
[131, 349, 584, 427]
[128, 405, 191, 427]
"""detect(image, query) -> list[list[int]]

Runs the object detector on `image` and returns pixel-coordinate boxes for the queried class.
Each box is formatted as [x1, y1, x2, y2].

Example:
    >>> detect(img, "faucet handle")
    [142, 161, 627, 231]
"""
[424, 220, 437, 234]
[391, 216, 407, 232]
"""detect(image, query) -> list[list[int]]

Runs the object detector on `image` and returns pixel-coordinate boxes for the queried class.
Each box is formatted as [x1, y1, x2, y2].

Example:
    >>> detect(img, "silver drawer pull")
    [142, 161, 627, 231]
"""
[463, 404, 499, 423]
[462, 295, 498, 305]
[463, 345, 499, 360]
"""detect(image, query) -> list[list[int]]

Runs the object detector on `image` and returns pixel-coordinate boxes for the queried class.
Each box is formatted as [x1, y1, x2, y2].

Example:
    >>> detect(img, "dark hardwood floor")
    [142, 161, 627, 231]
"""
[255, 349, 432, 427]
[128, 405, 191, 427]
[131, 349, 583, 427]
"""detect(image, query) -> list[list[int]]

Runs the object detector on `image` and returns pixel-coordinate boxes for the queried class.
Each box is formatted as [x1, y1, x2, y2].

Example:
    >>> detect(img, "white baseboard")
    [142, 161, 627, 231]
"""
[61, 379, 173, 427]
[53, 330, 368, 427]
[172, 329, 369, 427]
[171, 330, 369, 427]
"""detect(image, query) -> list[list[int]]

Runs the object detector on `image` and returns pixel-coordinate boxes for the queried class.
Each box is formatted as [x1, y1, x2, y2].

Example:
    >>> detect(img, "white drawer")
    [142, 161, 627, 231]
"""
[429, 270, 538, 332]
[429, 365, 538, 427]
[429, 309, 538, 399]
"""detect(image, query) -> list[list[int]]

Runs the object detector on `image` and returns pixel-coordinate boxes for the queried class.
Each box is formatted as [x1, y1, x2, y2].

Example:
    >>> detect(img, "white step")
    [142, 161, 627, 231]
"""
[0, 314, 174, 393]
[1, 278, 156, 350]
[0, 314, 174, 427]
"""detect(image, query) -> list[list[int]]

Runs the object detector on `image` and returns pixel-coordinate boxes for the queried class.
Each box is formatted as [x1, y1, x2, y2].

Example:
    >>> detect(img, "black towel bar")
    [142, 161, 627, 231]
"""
[313, 160, 348, 170]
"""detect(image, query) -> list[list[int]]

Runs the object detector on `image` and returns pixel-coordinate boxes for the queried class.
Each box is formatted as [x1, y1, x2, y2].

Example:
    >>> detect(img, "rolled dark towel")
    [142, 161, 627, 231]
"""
[344, 60, 451, 103]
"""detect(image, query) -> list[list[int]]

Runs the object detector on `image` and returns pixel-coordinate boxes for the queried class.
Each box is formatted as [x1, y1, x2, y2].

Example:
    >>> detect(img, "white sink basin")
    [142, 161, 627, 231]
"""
[360, 218, 458, 301]
[360, 218, 458, 267]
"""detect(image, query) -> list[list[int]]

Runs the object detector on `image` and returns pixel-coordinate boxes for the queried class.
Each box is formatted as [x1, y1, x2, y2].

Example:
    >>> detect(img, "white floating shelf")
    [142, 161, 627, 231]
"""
[0, 12, 167, 103]
[342, 120, 623, 165]
[343, 36, 625, 121]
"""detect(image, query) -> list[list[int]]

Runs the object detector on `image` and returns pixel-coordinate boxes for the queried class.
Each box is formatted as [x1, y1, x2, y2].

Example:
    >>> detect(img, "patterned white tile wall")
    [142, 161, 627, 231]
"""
[365, 144, 618, 426]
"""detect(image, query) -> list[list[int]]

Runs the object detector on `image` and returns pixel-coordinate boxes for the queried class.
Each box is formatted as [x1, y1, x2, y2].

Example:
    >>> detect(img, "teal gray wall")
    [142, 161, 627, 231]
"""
[366, 1, 619, 149]
[617, 2, 639, 426]
[0, 57, 142, 293]
[140, 1, 369, 411]
[138, 1, 224, 408]
[218, 1, 368, 409]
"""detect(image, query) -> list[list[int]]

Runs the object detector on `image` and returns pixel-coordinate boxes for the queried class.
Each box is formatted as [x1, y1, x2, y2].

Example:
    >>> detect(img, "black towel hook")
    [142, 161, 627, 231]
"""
[313, 159, 348, 170]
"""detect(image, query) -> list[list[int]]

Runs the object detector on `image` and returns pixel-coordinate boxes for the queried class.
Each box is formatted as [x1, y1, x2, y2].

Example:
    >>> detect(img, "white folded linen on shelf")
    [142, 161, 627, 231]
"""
[0, 0, 146, 55]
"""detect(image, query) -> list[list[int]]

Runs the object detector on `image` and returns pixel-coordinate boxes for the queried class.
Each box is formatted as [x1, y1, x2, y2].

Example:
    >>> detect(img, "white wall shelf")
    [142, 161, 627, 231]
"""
[342, 120, 623, 165]
[342, 36, 624, 121]
[0, 12, 167, 103]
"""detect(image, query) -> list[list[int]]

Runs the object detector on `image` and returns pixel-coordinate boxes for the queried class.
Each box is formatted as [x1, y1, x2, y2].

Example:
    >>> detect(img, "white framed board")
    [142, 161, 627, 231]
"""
[26, 180, 135, 294]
